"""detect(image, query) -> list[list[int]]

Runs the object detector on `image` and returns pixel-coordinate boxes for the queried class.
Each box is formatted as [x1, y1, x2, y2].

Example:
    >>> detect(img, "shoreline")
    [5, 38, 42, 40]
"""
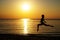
[0, 34, 60, 40]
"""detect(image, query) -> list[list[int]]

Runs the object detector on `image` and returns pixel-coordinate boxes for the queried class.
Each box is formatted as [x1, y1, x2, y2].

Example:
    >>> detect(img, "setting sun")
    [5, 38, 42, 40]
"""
[22, 4, 30, 11]
[0, 0, 60, 37]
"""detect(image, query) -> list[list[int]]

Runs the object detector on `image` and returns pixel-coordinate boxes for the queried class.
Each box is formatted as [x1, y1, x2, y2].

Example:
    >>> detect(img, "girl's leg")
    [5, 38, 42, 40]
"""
[37, 24, 41, 32]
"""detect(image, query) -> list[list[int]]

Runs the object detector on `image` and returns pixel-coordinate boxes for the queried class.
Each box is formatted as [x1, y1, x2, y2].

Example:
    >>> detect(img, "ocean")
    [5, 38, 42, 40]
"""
[0, 19, 60, 35]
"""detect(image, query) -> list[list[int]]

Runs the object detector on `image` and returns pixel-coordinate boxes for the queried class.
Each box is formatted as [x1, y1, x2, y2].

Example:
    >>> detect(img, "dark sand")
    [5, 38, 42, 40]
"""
[0, 34, 60, 40]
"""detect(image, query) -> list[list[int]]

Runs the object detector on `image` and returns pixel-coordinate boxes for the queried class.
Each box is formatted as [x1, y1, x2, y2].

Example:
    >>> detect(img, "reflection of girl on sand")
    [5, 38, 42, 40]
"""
[37, 14, 54, 31]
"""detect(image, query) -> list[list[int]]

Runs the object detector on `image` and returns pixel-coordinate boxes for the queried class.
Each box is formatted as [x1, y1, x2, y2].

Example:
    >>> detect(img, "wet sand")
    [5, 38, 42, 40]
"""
[0, 34, 60, 40]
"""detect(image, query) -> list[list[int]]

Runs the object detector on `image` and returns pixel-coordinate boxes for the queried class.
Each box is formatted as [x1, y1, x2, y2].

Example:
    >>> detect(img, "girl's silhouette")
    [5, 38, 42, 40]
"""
[37, 14, 54, 31]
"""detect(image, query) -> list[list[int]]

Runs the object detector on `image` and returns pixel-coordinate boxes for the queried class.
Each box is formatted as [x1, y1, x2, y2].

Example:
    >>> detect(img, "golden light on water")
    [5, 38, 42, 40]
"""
[24, 19, 28, 34]
[21, 18, 30, 34]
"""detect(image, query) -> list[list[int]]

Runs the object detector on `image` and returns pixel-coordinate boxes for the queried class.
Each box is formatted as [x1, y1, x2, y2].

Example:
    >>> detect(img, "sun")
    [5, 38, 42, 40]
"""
[22, 4, 30, 11]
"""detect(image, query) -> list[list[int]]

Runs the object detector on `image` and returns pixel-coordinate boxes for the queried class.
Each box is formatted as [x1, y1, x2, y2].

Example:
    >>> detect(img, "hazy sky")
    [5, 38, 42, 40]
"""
[0, 0, 60, 19]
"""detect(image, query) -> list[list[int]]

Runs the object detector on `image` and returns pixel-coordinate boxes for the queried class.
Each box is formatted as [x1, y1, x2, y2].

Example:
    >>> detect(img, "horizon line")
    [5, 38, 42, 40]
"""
[0, 18, 60, 20]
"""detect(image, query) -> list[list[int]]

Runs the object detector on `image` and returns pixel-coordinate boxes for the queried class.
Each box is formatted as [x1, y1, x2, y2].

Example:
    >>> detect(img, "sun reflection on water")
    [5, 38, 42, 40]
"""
[21, 18, 30, 34]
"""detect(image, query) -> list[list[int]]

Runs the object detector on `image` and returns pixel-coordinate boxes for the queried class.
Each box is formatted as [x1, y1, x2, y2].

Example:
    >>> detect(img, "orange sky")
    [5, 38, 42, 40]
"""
[0, 0, 60, 19]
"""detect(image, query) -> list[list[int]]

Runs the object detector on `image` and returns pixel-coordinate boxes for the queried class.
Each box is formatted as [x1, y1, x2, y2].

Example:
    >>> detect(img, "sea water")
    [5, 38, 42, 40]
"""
[0, 19, 60, 35]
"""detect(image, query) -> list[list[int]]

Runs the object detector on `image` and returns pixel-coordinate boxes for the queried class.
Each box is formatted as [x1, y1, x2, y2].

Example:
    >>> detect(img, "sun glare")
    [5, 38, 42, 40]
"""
[22, 4, 30, 11]
[21, 18, 30, 34]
